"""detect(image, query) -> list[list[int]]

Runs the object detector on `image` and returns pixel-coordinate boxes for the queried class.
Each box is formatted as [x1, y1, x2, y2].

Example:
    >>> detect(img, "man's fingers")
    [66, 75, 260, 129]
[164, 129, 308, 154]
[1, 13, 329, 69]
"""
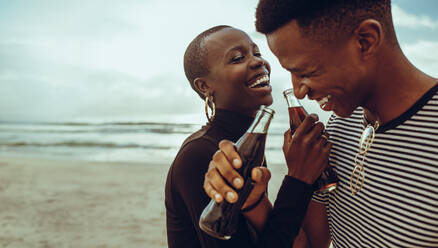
[294, 114, 319, 140]
[212, 150, 244, 189]
[284, 129, 292, 143]
[324, 157, 330, 170]
[283, 129, 292, 154]
[305, 121, 325, 145]
[316, 133, 329, 147]
[219, 139, 242, 169]
[323, 140, 332, 154]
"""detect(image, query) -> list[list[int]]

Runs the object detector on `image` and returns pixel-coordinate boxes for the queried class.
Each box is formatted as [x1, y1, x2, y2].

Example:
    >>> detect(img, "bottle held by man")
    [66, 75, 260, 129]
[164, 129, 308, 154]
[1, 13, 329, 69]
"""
[199, 106, 275, 240]
[283, 88, 338, 193]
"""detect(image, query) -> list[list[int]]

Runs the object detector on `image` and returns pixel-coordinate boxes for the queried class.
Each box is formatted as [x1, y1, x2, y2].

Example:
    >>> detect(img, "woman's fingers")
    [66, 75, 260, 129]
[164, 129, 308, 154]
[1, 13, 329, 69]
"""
[204, 161, 238, 203]
[203, 180, 222, 203]
[212, 149, 244, 189]
[251, 167, 271, 185]
[219, 140, 242, 169]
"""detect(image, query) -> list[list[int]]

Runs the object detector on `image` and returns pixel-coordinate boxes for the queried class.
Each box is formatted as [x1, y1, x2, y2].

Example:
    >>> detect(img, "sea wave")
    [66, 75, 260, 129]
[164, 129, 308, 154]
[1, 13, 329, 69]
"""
[0, 121, 285, 164]
[0, 141, 174, 150]
[0, 121, 197, 127]
[0, 128, 195, 134]
[0, 122, 199, 134]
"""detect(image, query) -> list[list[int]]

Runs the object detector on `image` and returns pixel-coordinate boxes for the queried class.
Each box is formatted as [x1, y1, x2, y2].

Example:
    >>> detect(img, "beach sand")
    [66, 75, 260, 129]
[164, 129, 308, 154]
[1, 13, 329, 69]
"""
[0, 156, 289, 248]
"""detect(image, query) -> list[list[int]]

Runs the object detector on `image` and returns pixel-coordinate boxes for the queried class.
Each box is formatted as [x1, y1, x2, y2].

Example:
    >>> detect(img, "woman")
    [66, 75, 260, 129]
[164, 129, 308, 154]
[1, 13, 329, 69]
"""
[165, 25, 275, 247]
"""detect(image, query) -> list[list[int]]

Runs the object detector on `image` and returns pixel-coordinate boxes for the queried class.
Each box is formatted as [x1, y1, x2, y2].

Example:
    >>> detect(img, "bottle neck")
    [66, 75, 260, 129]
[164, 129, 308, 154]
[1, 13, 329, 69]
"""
[284, 95, 302, 108]
[247, 106, 274, 134]
[283, 89, 303, 108]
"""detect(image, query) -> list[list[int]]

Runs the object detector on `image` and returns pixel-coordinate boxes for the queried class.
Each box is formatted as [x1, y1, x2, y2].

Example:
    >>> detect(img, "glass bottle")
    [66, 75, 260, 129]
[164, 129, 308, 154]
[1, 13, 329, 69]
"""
[199, 105, 275, 240]
[283, 88, 337, 193]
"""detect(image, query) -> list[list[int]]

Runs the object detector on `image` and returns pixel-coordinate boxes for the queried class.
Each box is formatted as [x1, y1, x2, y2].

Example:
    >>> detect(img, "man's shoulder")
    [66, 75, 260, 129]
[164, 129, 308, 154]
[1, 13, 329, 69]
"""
[327, 108, 364, 126]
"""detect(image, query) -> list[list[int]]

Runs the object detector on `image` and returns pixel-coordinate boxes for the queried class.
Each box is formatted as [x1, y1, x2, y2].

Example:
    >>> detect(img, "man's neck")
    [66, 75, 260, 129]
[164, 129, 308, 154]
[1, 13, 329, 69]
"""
[363, 49, 437, 125]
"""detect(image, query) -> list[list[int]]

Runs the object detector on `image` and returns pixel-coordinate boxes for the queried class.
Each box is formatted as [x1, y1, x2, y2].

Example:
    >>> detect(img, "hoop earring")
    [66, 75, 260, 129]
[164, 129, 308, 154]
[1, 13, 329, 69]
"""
[205, 94, 216, 122]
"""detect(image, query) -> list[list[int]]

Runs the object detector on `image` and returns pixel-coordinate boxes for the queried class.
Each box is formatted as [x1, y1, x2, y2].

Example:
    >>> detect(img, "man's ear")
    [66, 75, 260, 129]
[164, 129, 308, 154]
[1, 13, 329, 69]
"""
[193, 77, 212, 97]
[353, 19, 383, 60]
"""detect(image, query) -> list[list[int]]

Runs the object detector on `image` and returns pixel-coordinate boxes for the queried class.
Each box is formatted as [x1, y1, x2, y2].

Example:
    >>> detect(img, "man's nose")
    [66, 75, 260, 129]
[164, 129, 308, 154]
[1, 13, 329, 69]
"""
[291, 75, 308, 99]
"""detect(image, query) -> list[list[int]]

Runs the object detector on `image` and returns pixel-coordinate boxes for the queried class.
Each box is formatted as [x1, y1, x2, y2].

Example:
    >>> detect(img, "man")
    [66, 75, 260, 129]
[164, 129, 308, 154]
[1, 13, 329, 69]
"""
[204, 0, 438, 247]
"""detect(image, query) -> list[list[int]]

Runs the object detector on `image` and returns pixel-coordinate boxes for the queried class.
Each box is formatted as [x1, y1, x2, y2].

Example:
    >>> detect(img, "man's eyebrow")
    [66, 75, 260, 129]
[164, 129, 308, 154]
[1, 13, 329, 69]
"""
[287, 67, 306, 73]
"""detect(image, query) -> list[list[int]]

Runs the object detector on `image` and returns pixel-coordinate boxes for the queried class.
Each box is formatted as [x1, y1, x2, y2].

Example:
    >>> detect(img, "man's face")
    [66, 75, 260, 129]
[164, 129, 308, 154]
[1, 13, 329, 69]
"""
[204, 28, 273, 115]
[267, 20, 369, 118]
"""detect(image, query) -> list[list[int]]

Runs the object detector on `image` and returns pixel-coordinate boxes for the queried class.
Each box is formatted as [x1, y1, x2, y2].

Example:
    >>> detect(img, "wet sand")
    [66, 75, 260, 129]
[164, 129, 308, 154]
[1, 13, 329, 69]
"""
[0, 156, 290, 248]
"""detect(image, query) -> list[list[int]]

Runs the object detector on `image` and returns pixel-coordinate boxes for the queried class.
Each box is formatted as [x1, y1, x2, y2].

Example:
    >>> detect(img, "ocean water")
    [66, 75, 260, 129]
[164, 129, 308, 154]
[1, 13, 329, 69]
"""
[0, 119, 288, 165]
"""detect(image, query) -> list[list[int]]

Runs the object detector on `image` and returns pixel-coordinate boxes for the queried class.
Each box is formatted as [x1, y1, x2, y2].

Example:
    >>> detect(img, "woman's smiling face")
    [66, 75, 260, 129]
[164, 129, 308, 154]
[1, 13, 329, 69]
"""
[202, 28, 273, 116]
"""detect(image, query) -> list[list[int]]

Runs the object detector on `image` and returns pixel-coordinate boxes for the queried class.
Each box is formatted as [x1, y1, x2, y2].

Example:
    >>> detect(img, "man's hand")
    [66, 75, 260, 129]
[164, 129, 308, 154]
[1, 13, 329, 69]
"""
[203, 140, 271, 208]
[283, 114, 331, 184]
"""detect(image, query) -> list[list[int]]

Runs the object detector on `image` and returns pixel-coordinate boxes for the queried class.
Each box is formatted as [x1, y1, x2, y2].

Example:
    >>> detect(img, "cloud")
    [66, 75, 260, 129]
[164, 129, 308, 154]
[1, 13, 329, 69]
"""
[1, 1, 435, 124]
[0, 43, 200, 122]
[0, 70, 201, 122]
[0, 0, 263, 122]
[392, 4, 438, 29]
[401, 40, 438, 77]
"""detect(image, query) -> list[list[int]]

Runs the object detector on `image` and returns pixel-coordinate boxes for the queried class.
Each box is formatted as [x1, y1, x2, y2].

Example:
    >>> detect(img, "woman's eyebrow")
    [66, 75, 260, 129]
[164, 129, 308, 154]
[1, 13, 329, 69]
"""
[225, 45, 246, 56]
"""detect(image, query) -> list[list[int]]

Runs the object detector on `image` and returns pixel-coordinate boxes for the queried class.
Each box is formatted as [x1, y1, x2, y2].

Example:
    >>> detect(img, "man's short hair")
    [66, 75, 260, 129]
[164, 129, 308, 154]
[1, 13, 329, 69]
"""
[184, 25, 231, 100]
[255, 0, 395, 43]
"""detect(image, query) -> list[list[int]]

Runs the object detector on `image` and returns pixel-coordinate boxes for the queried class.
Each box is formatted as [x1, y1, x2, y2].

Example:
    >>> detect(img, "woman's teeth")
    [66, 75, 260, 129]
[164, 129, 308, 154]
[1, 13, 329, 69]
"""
[248, 75, 269, 88]
[318, 95, 331, 107]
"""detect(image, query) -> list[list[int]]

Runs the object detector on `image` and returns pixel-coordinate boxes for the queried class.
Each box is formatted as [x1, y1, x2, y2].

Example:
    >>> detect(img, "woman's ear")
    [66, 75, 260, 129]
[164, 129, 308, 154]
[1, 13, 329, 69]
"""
[193, 77, 212, 97]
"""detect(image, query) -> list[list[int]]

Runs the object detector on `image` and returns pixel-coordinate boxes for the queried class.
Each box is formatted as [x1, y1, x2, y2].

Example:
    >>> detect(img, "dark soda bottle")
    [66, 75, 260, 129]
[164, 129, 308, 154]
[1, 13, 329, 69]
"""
[288, 106, 307, 131]
[199, 106, 275, 240]
[283, 88, 338, 193]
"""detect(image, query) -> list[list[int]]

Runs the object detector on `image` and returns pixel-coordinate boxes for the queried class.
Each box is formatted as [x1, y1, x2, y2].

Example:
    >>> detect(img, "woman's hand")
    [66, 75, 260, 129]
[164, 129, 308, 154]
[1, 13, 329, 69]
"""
[203, 140, 271, 209]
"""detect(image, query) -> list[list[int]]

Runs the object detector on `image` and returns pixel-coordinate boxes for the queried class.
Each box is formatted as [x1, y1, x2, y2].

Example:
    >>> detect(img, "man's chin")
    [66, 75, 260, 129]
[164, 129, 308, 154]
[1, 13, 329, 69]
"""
[333, 108, 354, 118]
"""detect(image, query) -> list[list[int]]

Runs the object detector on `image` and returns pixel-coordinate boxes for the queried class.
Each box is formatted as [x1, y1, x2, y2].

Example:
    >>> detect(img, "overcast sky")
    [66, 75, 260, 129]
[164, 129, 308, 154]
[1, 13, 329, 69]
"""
[1, 0, 437, 124]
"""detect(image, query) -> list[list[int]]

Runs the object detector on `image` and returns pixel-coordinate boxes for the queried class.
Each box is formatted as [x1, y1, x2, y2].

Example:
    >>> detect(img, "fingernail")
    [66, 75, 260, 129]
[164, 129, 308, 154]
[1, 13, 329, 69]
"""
[255, 169, 262, 180]
[232, 159, 241, 168]
[233, 178, 242, 188]
[214, 193, 222, 202]
[226, 192, 236, 202]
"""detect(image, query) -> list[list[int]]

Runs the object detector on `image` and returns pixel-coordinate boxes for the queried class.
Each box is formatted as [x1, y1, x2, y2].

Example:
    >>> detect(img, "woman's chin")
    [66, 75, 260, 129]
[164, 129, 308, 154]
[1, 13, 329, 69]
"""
[258, 95, 273, 107]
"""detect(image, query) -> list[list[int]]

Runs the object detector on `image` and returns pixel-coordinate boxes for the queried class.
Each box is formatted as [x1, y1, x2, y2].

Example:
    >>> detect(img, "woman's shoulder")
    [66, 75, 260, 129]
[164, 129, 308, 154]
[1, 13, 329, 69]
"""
[167, 127, 220, 195]
[184, 129, 217, 148]
[180, 124, 222, 152]
[172, 126, 219, 169]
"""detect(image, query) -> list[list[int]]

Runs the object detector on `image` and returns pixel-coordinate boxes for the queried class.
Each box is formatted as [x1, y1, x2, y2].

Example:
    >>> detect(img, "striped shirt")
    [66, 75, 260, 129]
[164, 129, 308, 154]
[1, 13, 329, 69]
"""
[314, 84, 438, 247]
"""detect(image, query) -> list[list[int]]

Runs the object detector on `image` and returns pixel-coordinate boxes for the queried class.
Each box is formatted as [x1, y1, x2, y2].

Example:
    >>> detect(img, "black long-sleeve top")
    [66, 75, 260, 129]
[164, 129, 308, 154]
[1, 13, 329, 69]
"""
[165, 109, 314, 248]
